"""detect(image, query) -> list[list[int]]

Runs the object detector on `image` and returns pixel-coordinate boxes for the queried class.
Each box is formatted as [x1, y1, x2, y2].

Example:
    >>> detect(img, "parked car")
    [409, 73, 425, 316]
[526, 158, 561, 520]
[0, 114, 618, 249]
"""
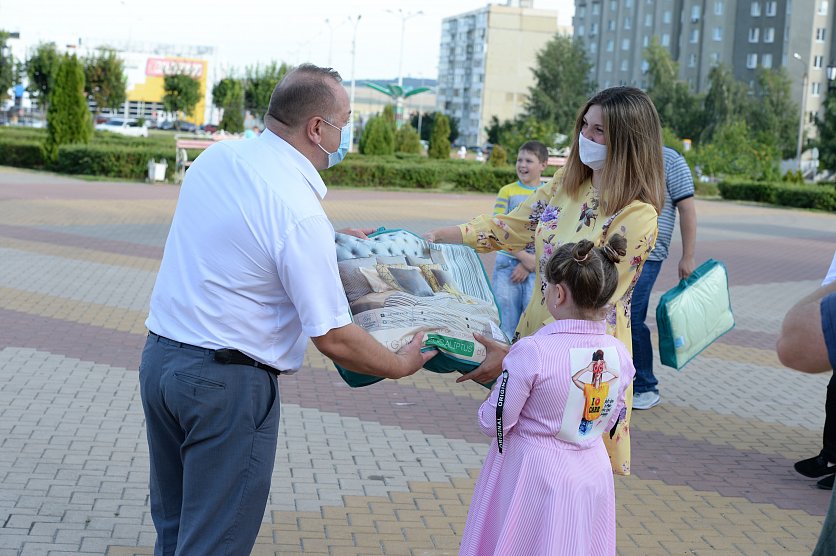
[159, 119, 198, 133]
[94, 118, 149, 138]
[200, 123, 219, 134]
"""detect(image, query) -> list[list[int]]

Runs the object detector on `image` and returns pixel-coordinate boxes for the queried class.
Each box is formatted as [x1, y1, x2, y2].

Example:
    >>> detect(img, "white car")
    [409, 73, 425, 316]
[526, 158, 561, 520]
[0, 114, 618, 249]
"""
[95, 118, 149, 138]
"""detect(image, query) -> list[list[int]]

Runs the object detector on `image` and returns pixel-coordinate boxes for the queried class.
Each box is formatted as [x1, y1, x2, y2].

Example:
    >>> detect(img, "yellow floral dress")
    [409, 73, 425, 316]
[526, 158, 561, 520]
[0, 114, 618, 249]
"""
[459, 174, 658, 476]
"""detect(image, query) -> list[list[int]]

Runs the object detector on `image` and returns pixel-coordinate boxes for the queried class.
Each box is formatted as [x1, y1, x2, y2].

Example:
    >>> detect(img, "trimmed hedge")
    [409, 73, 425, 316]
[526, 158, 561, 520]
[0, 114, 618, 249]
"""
[718, 178, 836, 211]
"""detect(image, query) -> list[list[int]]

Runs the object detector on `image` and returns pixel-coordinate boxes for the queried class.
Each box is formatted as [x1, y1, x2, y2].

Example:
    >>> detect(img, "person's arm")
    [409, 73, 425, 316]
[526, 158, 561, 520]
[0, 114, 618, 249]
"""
[312, 325, 435, 378]
[572, 363, 593, 389]
[776, 282, 836, 373]
[338, 227, 377, 239]
[455, 332, 510, 384]
[675, 197, 697, 280]
[602, 203, 659, 309]
[423, 225, 463, 244]
[476, 338, 537, 437]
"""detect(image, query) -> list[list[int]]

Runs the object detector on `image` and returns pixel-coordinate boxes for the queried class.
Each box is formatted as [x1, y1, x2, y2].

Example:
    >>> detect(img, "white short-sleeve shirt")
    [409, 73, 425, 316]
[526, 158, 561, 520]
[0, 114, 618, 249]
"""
[145, 129, 352, 372]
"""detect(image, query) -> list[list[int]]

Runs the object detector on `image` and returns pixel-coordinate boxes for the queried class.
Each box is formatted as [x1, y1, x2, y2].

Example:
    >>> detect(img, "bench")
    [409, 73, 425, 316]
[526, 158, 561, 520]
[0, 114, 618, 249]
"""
[174, 135, 218, 184]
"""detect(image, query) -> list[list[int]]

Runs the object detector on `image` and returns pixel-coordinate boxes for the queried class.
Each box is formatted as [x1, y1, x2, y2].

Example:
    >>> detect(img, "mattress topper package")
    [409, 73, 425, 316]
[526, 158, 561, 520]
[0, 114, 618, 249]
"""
[655, 258, 735, 370]
[334, 228, 509, 387]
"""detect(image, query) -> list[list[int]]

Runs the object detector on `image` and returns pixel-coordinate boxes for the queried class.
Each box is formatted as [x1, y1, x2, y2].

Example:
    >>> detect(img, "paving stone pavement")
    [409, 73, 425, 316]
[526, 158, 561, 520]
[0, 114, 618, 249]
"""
[0, 166, 835, 555]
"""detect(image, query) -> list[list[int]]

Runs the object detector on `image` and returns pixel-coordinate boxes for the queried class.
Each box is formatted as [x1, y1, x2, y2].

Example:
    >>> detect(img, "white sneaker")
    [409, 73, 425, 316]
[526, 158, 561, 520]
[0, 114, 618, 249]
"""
[633, 391, 660, 410]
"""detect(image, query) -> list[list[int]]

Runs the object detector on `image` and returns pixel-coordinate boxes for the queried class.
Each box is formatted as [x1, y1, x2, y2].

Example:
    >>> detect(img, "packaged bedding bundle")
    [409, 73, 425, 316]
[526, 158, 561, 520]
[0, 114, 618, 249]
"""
[334, 228, 509, 387]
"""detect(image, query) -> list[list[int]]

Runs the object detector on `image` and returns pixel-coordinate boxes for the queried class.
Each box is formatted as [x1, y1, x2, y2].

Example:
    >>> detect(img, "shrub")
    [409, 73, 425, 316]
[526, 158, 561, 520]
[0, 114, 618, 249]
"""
[50, 143, 174, 181]
[717, 179, 778, 203]
[718, 178, 836, 211]
[394, 124, 422, 154]
[428, 114, 451, 160]
[0, 139, 46, 168]
[488, 145, 508, 167]
[359, 115, 394, 155]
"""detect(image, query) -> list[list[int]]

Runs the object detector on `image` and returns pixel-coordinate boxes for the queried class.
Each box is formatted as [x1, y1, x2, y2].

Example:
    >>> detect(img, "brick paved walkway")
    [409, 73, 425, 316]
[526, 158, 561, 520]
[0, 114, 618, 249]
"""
[1, 166, 835, 555]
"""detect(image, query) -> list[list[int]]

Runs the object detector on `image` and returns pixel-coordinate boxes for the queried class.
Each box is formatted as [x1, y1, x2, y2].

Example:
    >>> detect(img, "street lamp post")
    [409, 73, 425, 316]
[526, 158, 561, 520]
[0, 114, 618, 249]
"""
[386, 8, 423, 126]
[793, 52, 808, 174]
[348, 14, 362, 148]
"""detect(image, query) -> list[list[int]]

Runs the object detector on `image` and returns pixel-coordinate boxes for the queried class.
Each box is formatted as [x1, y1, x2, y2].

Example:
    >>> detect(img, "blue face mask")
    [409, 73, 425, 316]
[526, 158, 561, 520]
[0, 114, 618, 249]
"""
[319, 119, 351, 168]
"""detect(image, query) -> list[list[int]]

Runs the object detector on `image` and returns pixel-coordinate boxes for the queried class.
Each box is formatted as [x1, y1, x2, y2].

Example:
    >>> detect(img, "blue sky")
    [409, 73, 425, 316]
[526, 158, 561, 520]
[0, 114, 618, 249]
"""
[4, 0, 574, 80]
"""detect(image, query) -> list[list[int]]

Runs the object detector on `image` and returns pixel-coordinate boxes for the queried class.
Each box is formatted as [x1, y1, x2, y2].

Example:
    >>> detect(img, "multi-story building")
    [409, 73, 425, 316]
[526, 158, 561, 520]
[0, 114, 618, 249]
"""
[436, 1, 569, 147]
[574, 0, 836, 148]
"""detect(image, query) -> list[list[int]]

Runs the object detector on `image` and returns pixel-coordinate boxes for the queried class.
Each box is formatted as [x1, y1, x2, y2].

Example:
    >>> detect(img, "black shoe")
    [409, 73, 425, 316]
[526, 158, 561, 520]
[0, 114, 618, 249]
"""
[818, 474, 835, 490]
[795, 453, 836, 478]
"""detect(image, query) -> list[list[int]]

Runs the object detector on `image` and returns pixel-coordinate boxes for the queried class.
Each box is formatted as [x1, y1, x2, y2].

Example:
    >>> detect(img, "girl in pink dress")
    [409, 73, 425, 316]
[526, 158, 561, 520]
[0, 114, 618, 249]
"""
[460, 234, 636, 556]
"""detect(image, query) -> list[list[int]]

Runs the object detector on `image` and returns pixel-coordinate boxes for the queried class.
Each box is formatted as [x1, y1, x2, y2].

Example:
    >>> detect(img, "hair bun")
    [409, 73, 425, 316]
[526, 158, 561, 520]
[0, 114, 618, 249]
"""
[572, 240, 595, 265]
[602, 234, 627, 263]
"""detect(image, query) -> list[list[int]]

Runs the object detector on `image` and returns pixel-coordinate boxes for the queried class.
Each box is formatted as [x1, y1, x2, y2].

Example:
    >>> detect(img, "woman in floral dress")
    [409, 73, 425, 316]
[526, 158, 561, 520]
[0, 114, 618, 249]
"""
[425, 86, 665, 475]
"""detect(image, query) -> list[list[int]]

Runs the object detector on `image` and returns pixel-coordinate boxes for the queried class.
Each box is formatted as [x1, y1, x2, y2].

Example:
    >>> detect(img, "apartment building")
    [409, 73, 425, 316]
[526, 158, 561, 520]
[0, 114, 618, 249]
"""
[574, 0, 836, 142]
[436, 2, 568, 147]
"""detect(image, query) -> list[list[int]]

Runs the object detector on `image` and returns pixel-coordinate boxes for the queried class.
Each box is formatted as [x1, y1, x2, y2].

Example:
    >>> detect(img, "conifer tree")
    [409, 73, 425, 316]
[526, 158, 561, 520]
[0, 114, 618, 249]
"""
[428, 114, 451, 159]
[44, 54, 91, 162]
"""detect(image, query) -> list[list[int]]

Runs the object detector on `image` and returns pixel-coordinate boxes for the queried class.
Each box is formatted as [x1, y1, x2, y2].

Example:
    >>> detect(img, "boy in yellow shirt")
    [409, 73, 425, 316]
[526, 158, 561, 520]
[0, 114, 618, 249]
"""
[491, 141, 549, 340]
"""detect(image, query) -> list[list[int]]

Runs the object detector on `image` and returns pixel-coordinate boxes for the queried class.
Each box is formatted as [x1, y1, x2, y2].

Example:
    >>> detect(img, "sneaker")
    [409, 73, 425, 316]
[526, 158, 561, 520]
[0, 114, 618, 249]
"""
[819, 474, 835, 490]
[633, 391, 660, 410]
[795, 453, 836, 478]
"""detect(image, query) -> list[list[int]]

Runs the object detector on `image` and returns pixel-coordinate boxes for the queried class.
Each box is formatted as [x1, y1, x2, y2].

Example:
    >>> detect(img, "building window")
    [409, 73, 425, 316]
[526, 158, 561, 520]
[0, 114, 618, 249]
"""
[643, 35, 650, 47]
[713, 26, 723, 40]
[662, 33, 671, 46]
[820, 1, 829, 15]
[622, 38, 630, 50]
[710, 52, 721, 65]
[621, 59, 629, 71]
[610, 0, 617, 10]
[625, 0, 633, 7]
[690, 29, 700, 43]
[749, 28, 760, 42]
[605, 60, 613, 72]
[762, 53, 773, 68]
[624, 17, 632, 30]
[577, 24, 586, 36]
[817, 28, 827, 41]
[746, 53, 758, 68]
[607, 39, 614, 52]
[608, 19, 615, 31]
[764, 27, 775, 42]
[815, 55, 824, 68]
[578, 5, 587, 17]
[688, 53, 697, 67]
[691, 5, 701, 21]
[591, 22, 599, 34]
[812, 81, 822, 96]
[590, 42, 598, 53]
[592, 2, 601, 15]
[751, 1, 761, 16]
[663, 10, 672, 23]
[765, 1, 777, 15]
[645, 14, 653, 26]
[714, 0, 724, 15]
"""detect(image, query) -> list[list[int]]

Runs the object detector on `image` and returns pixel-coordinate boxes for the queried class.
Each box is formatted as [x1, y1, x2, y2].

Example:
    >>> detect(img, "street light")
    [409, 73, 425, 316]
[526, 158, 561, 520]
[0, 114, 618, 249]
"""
[324, 17, 344, 67]
[793, 52, 808, 174]
[386, 8, 423, 126]
[348, 14, 362, 148]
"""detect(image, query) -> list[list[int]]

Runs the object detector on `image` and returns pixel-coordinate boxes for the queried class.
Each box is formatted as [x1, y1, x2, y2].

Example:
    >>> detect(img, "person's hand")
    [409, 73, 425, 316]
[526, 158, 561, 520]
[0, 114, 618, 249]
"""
[516, 251, 537, 272]
[456, 332, 509, 384]
[422, 226, 463, 245]
[339, 227, 377, 240]
[678, 256, 696, 281]
[511, 264, 530, 283]
[392, 331, 437, 378]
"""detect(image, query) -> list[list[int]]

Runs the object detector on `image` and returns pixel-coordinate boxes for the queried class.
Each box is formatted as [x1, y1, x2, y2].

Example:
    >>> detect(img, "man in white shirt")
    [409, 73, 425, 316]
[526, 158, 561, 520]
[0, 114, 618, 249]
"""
[139, 64, 435, 556]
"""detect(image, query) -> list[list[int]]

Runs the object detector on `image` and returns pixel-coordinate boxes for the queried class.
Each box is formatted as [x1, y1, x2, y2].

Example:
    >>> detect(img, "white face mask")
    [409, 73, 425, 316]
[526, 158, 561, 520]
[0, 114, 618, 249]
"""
[578, 132, 607, 171]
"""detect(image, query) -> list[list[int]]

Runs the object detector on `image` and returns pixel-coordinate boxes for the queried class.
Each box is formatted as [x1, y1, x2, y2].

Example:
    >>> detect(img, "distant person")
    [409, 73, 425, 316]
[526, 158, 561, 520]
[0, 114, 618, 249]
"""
[491, 140, 549, 340]
[775, 252, 836, 555]
[631, 147, 698, 410]
[458, 145, 467, 159]
[138, 63, 435, 556]
[243, 124, 261, 139]
[459, 235, 635, 556]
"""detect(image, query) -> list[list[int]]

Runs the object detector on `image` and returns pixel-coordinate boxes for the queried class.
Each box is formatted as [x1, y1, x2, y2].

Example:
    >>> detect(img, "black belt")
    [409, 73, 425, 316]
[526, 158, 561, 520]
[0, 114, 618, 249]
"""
[149, 332, 284, 376]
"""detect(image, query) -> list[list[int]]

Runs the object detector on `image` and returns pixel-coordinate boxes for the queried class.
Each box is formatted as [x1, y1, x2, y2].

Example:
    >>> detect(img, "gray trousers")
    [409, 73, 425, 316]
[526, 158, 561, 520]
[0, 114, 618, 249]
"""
[139, 333, 280, 556]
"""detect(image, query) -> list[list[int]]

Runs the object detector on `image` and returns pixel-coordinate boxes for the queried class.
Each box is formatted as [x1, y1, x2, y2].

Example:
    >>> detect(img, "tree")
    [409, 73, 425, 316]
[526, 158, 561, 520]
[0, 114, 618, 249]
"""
[497, 115, 556, 163]
[701, 64, 747, 143]
[645, 38, 704, 143]
[212, 77, 238, 109]
[814, 92, 836, 172]
[748, 66, 799, 159]
[244, 61, 288, 120]
[0, 31, 15, 105]
[526, 34, 596, 135]
[163, 71, 202, 129]
[84, 48, 127, 115]
[25, 42, 60, 112]
[44, 54, 91, 160]
[692, 120, 780, 181]
[358, 115, 394, 155]
[488, 145, 508, 167]
[428, 114, 451, 159]
[395, 124, 422, 154]
[409, 111, 459, 143]
[219, 80, 245, 133]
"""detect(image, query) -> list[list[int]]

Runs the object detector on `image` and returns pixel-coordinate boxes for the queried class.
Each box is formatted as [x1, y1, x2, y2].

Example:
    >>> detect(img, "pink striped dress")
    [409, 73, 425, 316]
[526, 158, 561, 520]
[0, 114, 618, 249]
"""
[460, 319, 635, 556]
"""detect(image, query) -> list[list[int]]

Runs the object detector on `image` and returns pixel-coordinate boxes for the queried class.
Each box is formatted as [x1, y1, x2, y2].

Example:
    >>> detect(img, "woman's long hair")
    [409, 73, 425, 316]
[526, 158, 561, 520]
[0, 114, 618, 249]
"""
[560, 87, 665, 215]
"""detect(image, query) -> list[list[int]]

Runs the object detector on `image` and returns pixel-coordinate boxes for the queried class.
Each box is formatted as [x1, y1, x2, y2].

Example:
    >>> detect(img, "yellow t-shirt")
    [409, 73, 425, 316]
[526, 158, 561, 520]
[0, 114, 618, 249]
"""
[583, 382, 611, 421]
